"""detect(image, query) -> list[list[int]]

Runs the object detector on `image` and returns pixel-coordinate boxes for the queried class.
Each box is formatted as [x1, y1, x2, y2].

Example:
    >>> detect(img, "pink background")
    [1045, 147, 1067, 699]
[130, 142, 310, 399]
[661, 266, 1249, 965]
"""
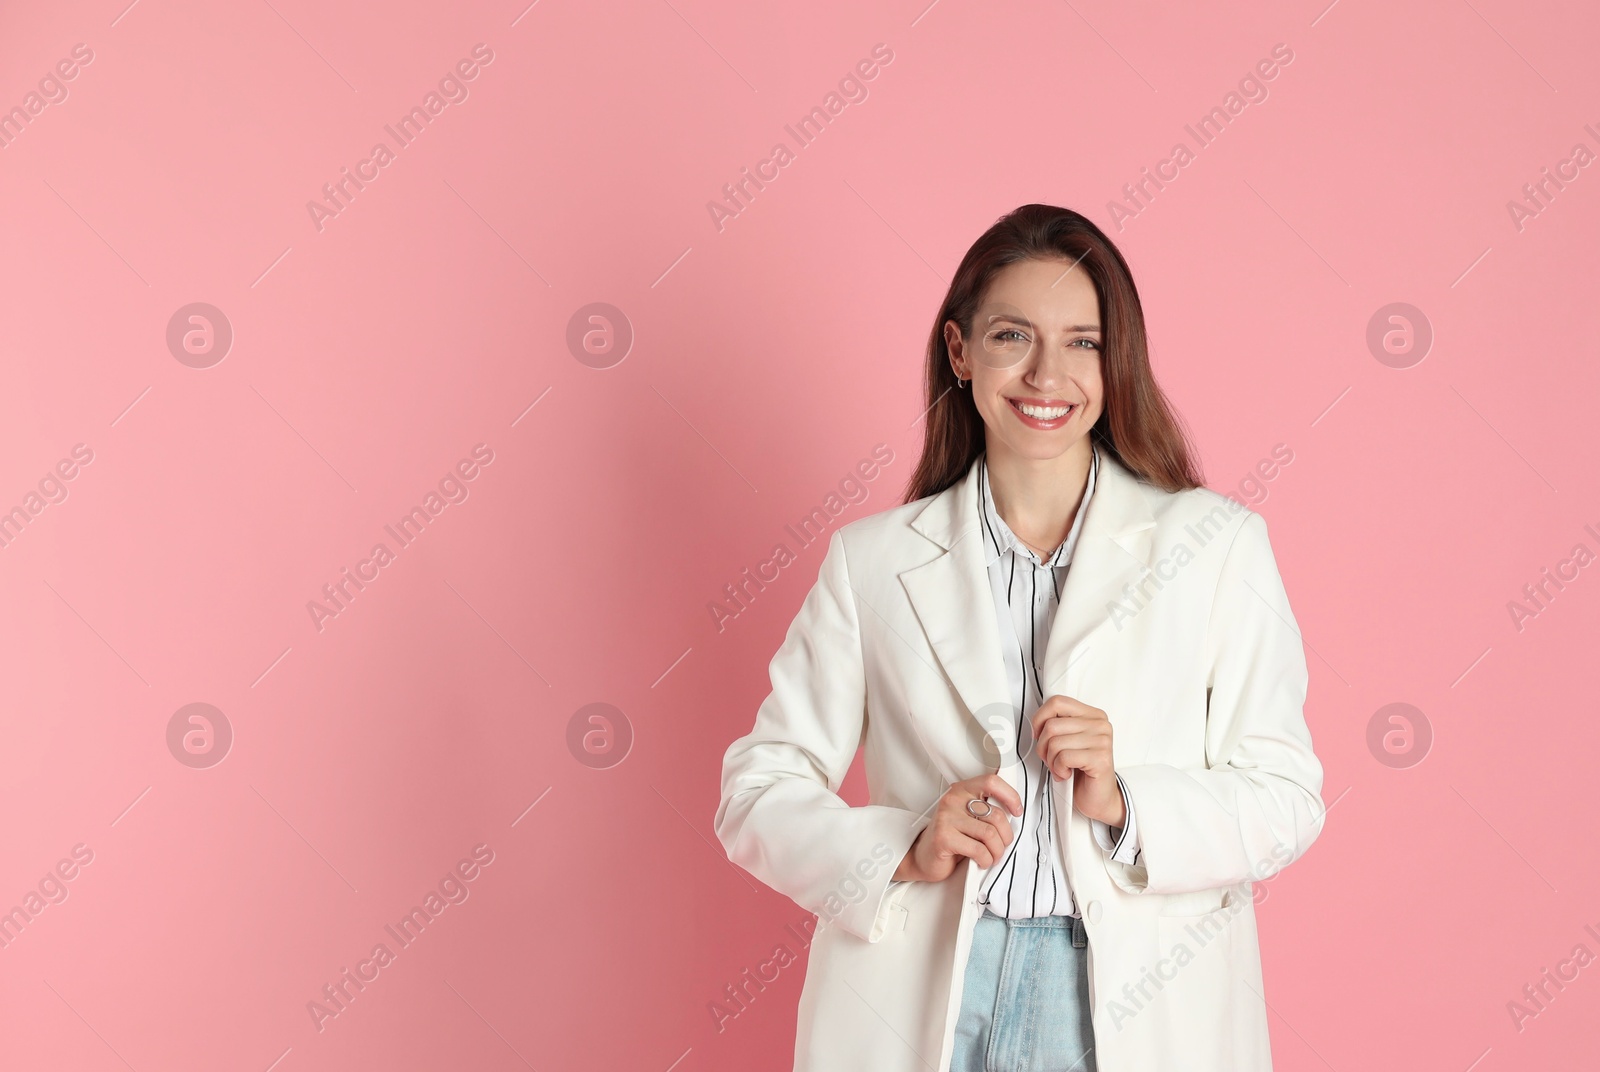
[3, 0, 1597, 1068]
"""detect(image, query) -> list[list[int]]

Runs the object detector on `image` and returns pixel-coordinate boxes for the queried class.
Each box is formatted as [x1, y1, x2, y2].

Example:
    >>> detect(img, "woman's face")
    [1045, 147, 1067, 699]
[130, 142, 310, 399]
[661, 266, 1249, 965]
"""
[944, 257, 1104, 464]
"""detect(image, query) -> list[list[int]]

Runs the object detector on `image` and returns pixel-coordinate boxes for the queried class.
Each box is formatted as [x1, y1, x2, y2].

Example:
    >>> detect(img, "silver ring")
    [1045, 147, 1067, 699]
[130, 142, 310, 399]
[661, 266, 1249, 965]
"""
[966, 797, 994, 818]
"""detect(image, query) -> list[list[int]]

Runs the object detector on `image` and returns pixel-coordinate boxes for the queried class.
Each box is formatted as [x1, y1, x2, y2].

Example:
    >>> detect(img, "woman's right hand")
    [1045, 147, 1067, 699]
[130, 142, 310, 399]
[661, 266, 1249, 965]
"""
[892, 774, 1022, 883]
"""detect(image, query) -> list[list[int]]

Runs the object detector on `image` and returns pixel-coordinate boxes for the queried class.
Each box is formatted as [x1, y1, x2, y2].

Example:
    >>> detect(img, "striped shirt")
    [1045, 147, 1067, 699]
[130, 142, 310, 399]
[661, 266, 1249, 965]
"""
[974, 449, 1141, 918]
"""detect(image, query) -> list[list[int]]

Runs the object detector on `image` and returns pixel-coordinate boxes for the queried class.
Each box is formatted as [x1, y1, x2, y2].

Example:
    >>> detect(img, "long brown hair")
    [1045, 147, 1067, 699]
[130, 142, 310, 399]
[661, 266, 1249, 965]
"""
[903, 204, 1204, 503]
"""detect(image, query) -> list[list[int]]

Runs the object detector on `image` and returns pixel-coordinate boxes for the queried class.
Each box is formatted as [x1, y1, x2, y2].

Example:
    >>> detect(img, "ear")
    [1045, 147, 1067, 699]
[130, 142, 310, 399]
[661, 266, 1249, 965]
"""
[944, 320, 966, 377]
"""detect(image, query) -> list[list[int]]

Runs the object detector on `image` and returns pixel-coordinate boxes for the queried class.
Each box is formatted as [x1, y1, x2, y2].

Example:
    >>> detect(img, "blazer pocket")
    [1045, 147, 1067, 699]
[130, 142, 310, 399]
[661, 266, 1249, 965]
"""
[1156, 886, 1232, 918]
[870, 881, 913, 940]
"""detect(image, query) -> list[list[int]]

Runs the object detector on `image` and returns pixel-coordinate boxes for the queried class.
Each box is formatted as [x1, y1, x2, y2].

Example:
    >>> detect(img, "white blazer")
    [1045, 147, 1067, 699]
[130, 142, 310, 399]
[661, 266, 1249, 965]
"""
[714, 443, 1325, 1072]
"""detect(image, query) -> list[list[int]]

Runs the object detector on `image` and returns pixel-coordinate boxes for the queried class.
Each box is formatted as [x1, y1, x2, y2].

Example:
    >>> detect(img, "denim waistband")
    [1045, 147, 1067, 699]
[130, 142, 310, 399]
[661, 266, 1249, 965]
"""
[980, 907, 1088, 946]
[982, 908, 1077, 927]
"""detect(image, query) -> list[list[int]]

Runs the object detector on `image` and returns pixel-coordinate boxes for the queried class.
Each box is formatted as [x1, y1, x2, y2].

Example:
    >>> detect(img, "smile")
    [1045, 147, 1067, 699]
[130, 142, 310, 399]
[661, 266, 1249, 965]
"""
[1007, 398, 1077, 426]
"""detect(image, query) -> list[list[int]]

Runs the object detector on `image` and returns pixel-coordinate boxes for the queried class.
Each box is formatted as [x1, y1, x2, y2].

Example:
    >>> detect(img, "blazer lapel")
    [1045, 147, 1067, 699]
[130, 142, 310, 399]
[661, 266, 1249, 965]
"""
[1038, 445, 1158, 699]
[899, 443, 1159, 781]
[899, 456, 1012, 781]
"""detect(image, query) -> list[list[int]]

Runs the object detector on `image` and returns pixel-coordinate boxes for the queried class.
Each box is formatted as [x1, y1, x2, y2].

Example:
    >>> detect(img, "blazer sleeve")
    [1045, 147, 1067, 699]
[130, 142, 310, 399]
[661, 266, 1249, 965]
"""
[1108, 509, 1325, 895]
[714, 528, 930, 944]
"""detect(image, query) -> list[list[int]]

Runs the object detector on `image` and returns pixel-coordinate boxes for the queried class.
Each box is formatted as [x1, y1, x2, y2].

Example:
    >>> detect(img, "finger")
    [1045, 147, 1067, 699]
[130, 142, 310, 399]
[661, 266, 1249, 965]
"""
[977, 773, 1023, 816]
[1031, 694, 1085, 731]
[944, 793, 1012, 848]
[1031, 715, 1069, 748]
[943, 788, 996, 830]
[954, 813, 1008, 858]
[1033, 697, 1109, 736]
[1036, 718, 1109, 749]
[1029, 701, 1060, 738]
[966, 807, 1014, 848]
[1033, 719, 1098, 760]
[1031, 706, 1079, 741]
[1043, 744, 1105, 776]
[944, 829, 1005, 870]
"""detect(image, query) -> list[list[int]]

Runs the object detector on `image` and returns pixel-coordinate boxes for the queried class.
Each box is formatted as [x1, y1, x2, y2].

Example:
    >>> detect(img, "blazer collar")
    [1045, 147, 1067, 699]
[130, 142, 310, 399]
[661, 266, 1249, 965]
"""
[899, 442, 1159, 782]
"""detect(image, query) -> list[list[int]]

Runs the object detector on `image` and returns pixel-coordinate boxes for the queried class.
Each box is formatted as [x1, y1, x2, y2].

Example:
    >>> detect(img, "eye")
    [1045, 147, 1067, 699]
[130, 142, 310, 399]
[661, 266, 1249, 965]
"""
[1070, 338, 1102, 350]
[990, 328, 1028, 342]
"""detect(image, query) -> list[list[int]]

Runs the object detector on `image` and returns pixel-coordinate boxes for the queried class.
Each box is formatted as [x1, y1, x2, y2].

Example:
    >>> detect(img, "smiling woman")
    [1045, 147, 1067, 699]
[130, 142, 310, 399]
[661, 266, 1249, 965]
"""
[716, 205, 1324, 1072]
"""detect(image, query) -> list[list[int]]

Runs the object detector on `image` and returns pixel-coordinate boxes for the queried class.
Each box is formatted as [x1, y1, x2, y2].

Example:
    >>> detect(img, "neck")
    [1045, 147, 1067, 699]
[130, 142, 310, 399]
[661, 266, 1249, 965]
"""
[984, 436, 1094, 556]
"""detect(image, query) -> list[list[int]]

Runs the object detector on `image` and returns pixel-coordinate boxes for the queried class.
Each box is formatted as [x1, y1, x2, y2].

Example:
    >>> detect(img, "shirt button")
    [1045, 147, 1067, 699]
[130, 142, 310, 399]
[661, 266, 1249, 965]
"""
[1085, 900, 1103, 924]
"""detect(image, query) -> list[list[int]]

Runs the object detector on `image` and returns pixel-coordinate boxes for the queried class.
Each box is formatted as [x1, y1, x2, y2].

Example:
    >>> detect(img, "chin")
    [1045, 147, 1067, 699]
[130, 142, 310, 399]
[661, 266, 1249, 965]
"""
[998, 431, 1090, 461]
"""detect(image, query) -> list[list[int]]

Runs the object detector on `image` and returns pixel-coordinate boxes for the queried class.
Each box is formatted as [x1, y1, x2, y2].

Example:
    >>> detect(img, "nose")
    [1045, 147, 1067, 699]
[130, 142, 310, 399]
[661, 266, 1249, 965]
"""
[1020, 337, 1077, 393]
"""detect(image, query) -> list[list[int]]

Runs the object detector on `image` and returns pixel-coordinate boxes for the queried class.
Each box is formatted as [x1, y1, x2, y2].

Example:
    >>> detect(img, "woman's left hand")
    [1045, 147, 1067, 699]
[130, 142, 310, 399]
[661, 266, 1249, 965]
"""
[1030, 695, 1125, 829]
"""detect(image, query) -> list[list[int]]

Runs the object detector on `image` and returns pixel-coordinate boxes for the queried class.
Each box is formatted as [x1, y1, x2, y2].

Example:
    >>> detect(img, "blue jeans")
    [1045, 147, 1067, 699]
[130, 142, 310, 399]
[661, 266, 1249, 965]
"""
[950, 909, 1097, 1072]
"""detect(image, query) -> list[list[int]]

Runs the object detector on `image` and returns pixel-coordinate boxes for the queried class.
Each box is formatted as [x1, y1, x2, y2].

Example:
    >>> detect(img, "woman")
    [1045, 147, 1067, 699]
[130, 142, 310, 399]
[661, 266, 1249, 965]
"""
[714, 204, 1325, 1072]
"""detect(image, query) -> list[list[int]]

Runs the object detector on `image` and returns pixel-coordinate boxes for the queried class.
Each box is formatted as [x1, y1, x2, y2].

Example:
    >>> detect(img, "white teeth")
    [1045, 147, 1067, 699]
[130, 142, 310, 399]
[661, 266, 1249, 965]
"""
[1014, 401, 1072, 419]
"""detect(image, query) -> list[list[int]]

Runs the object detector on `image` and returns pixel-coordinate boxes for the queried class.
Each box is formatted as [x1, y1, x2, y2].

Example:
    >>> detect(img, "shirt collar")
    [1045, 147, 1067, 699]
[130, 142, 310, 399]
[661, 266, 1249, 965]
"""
[976, 448, 1099, 569]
